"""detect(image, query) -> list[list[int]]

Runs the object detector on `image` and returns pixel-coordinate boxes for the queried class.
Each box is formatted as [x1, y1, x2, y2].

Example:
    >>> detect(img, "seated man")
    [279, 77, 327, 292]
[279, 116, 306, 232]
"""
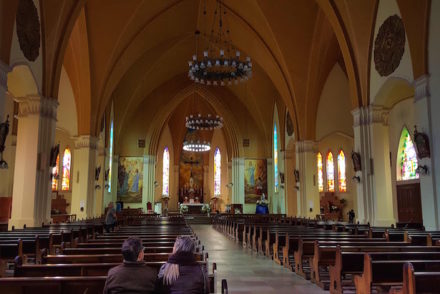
[104, 237, 156, 294]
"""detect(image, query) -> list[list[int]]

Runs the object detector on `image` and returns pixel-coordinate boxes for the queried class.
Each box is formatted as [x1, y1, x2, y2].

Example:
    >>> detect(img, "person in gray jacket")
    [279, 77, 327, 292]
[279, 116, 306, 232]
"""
[104, 237, 156, 294]
[157, 236, 209, 294]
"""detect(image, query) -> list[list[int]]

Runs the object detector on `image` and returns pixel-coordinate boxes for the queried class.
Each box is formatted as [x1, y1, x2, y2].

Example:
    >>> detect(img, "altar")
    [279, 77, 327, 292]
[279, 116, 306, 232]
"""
[183, 203, 204, 214]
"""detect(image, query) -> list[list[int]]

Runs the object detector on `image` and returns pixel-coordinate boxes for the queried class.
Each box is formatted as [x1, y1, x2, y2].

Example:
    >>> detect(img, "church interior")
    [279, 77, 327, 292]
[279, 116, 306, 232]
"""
[0, 0, 440, 293]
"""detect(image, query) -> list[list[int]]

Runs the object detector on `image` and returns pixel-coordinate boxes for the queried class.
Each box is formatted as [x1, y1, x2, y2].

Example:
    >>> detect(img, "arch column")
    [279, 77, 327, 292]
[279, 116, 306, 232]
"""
[295, 141, 319, 218]
[231, 157, 244, 206]
[413, 75, 439, 230]
[9, 95, 58, 229]
[71, 135, 97, 219]
[352, 106, 395, 226]
[142, 154, 156, 206]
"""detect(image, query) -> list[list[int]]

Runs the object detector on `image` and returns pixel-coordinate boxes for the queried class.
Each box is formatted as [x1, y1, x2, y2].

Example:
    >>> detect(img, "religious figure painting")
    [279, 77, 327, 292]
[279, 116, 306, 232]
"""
[117, 157, 143, 203]
[179, 151, 204, 203]
[244, 159, 267, 204]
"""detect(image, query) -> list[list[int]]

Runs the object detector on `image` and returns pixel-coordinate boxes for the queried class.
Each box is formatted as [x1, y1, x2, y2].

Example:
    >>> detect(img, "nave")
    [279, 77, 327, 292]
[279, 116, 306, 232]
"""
[191, 224, 325, 294]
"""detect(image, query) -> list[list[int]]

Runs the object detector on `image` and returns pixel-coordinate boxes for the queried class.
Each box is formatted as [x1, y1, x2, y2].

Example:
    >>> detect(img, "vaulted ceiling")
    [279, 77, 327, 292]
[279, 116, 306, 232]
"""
[2, 0, 430, 156]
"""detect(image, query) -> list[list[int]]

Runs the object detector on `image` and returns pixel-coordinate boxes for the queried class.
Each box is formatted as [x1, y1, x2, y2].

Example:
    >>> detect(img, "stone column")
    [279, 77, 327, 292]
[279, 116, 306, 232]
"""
[9, 95, 58, 229]
[142, 154, 156, 205]
[352, 106, 395, 226]
[94, 139, 105, 216]
[231, 157, 244, 205]
[0, 62, 13, 197]
[295, 141, 319, 218]
[284, 149, 297, 216]
[413, 75, 439, 230]
[71, 135, 97, 219]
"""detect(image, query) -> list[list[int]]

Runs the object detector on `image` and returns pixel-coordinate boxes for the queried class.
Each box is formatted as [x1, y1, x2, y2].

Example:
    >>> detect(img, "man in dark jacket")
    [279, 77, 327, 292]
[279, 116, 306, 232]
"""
[104, 237, 156, 294]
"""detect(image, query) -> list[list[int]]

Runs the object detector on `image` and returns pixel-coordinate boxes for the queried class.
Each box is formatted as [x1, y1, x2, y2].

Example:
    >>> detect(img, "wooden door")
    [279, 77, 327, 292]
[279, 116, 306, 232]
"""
[396, 182, 423, 223]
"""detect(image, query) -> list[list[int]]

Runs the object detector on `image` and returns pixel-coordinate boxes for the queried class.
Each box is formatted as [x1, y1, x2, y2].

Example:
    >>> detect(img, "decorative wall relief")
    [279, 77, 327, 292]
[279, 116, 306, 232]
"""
[374, 15, 405, 77]
[16, 0, 41, 62]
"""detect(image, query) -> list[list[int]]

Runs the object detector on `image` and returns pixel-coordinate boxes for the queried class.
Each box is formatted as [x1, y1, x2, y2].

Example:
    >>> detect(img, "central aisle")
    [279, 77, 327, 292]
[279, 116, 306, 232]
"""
[191, 225, 326, 294]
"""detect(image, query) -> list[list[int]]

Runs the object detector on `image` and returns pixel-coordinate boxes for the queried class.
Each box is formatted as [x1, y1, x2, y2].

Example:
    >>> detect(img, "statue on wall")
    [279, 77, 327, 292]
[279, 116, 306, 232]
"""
[0, 116, 10, 169]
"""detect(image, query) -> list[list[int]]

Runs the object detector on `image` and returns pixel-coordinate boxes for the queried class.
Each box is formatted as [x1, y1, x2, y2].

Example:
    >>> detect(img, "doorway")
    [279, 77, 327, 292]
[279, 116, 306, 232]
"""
[396, 182, 423, 223]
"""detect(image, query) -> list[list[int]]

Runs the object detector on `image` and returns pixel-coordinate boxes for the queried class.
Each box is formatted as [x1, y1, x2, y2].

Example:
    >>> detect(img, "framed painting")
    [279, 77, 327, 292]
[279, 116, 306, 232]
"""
[244, 159, 267, 204]
[117, 157, 143, 203]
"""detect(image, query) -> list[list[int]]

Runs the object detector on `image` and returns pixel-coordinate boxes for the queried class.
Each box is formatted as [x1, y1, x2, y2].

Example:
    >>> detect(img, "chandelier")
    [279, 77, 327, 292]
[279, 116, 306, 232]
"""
[186, 113, 223, 130]
[188, 0, 252, 86]
[183, 140, 211, 152]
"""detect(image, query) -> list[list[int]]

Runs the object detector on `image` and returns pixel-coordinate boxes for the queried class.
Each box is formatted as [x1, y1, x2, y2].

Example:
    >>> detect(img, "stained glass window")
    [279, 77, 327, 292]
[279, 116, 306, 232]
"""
[108, 120, 114, 193]
[61, 148, 71, 191]
[51, 154, 59, 191]
[162, 147, 170, 196]
[338, 150, 347, 192]
[317, 152, 323, 192]
[274, 124, 279, 192]
[398, 128, 419, 180]
[214, 148, 221, 196]
[326, 152, 335, 192]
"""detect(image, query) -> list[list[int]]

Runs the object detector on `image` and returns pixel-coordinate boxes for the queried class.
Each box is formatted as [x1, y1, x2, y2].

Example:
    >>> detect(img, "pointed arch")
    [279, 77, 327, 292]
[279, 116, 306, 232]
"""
[326, 151, 335, 192]
[317, 152, 324, 192]
[338, 150, 347, 192]
[214, 147, 221, 196]
[162, 147, 170, 196]
[397, 127, 419, 181]
[51, 154, 60, 191]
[61, 148, 71, 191]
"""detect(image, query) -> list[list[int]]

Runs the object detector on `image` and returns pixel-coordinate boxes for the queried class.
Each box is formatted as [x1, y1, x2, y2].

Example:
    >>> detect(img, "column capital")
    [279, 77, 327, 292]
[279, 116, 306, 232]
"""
[14, 95, 58, 119]
[352, 106, 389, 127]
[295, 140, 318, 153]
[143, 154, 156, 164]
[413, 74, 430, 102]
[74, 135, 98, 150]
[0, 61, 11, 90]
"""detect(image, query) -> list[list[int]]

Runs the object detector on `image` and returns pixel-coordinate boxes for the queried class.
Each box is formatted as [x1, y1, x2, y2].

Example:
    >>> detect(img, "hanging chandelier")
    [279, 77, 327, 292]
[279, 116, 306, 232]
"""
[182, 127, 211, 153]
[185, 113, 223, 130]
[183, 140, 211, 152]
[188, 0, 252, 86]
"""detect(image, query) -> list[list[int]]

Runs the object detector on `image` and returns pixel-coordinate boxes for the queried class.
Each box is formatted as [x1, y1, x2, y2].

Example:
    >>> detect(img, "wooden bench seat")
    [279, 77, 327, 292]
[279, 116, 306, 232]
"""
[354, 253, 440, 294]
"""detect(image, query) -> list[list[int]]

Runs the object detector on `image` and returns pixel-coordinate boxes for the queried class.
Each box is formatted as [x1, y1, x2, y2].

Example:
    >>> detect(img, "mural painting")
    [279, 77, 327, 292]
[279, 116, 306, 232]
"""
[245, 159, 267, 203]
[117, 157, 143, 203]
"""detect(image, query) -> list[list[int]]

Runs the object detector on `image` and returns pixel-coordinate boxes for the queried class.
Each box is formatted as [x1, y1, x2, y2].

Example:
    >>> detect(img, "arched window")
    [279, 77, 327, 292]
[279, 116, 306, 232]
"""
[274, 124, 279, 192]
[162, 147, 170, 196]
[214, 148, 221, 196]
[61, 148, 71, 191]
[51, 154, 59, 191]
[397, 128, 419, 181]
[326, 152, 335, 192]
[108, 120, 114, 192]
[317, 152, 323, 192]
[338, 150, 347, 192]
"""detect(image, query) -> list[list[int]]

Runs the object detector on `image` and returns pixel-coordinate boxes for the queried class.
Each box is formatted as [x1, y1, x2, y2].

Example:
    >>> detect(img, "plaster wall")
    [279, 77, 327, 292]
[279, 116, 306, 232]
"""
[369, 0, 414, 104]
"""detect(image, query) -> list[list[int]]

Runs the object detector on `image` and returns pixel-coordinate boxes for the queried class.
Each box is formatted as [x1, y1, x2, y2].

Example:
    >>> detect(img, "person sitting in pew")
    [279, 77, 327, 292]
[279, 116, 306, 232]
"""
[105, 202, 117, 233]
[157, 236, 209, 294]
[104, 237, 156, 294]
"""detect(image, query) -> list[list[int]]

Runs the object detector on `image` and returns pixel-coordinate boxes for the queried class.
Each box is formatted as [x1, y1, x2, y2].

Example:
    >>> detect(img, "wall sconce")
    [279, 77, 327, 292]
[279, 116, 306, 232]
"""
[226, 182, 233, 188]
[352, 175, 361, 183]
[154, 181, 159, 188]
[416, 165, 428, 175]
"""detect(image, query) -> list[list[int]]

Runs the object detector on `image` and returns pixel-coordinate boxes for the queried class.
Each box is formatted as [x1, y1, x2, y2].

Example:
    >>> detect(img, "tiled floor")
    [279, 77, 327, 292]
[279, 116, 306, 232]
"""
[191, 225, 327, 294]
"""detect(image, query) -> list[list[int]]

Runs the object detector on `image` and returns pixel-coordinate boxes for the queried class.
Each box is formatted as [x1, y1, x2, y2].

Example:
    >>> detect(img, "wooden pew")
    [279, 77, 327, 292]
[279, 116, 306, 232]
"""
[400, 262, 440, 294]
[354, 253, 440, 294]
[0, 276, 107, 293]
[328, 246, 440, 294]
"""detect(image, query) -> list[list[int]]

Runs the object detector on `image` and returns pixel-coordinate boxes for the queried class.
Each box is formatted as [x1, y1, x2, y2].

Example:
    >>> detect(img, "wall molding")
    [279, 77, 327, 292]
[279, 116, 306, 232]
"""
[413, 74, 430, 102]
[14, 95, 58, 119]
